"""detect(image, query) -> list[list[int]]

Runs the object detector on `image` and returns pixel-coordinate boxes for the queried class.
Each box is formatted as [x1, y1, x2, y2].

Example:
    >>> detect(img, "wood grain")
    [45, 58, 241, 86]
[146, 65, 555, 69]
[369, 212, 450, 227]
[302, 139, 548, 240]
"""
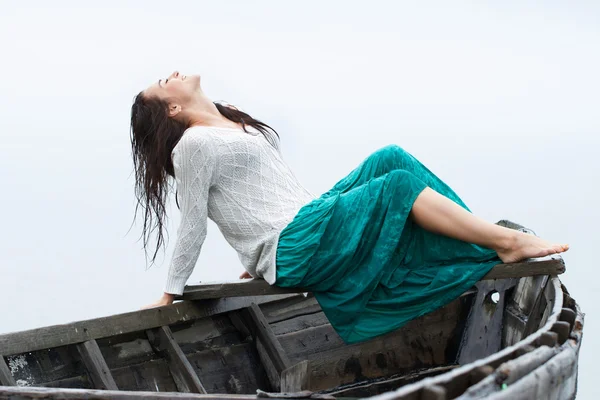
[0, 385, 258, 399]
[280, 360, 310, 392]
[75, 339, 118, 390]
[0, 355, 16, 386]
[0, 294, 295, 356]
[146, 326, 207, 394]
[246, 304, 291, 388]
[177, 256, 564, 302]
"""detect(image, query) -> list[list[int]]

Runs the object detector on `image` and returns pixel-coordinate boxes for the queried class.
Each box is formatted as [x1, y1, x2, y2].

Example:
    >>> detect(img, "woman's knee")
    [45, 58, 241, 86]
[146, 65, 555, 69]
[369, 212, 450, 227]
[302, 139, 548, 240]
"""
[371, 144, 412, 167]
[379, 169, 427, 200]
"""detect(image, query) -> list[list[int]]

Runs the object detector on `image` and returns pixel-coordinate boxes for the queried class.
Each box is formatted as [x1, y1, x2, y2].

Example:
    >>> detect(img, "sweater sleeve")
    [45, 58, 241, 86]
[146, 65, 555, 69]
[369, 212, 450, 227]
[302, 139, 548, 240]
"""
[163, 133, 217, 295]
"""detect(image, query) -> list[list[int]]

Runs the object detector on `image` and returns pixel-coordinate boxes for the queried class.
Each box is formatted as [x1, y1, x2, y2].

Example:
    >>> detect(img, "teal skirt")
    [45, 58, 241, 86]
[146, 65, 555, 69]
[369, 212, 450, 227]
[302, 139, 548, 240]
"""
[274, 145, 502, 344]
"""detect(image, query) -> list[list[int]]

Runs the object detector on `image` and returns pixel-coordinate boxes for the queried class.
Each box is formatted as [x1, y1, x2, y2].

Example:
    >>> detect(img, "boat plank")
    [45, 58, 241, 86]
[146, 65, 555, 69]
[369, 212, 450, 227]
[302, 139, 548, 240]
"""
[177, 281, 301, 301]
[271, 312, 330, 336]
[302, 296, 470, 391]
[4, 345, 88, 388]
[169, 315, 243, 356]
[503, 275, 549, 347]
[0, 356, 16, 386]
[146, 326, 207, 394]
[482, 255, 564, 280]
[362, 278, 566, 400]
[256, 337, 282, 392]
[0, 385, 259, 399]
[457, 345, 558, 399]
[247, 304, 291, 374]
[75, 339, 118, 390]
[110, 357, 179, 392]
[41, 374, 89, 389]
[245, 304, 291, 391]
[457, 278, 517, 364]
[278, 324, 345, 361]
[259, 295, 321, 324]
[280, 360, 310, 392]
[328, 366, 457, 398]
[96, 331, 156, 370]
[177, 258, 563, 303]
[186, 342, 270, 394]
[0, 294, 295, 356]
[228, 311, 251, 340]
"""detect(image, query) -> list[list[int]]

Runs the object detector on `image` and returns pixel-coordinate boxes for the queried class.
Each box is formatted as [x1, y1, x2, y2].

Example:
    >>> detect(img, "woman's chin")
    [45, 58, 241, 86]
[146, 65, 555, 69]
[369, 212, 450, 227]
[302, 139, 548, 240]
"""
[187, 74, 202, 90]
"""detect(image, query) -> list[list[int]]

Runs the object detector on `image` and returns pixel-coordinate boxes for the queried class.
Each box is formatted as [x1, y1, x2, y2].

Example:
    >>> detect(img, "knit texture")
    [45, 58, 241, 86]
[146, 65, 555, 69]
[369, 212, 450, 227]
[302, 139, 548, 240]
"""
[164, 125, 315, 295]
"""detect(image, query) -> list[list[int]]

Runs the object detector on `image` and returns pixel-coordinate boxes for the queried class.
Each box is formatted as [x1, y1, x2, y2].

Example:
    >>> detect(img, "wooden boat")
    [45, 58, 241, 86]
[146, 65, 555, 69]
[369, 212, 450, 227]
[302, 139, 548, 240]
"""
[0, 221, 584, 399]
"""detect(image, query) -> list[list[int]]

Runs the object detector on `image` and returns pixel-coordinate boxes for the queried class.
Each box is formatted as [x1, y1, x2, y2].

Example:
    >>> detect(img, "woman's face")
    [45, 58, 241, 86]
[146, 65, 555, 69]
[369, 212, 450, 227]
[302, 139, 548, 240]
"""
[143, 71, 201, 103]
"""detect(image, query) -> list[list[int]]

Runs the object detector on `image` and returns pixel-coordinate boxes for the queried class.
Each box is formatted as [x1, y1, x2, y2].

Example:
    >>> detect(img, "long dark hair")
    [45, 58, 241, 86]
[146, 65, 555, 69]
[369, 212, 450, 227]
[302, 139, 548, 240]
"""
[129, 93, 279, 266]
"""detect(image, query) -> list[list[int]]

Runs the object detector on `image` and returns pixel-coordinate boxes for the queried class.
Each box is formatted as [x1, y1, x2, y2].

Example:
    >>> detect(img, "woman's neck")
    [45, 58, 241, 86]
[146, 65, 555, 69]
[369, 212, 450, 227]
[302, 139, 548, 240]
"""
[185, 96, 242, 130]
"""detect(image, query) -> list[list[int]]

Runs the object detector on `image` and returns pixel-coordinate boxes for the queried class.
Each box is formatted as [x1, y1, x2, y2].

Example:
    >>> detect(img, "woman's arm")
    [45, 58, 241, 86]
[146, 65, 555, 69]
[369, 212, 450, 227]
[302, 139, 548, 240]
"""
[141, 132, 217, 308]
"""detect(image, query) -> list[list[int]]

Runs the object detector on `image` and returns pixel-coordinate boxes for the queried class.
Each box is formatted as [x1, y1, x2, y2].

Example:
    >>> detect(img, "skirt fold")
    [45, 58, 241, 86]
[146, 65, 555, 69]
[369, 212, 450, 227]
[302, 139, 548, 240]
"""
[275, 145, 501, 344]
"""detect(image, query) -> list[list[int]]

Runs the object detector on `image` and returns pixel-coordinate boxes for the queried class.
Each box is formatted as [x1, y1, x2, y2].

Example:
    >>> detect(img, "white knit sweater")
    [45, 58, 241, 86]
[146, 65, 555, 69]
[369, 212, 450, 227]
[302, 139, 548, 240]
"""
[164, 125, 315, 295]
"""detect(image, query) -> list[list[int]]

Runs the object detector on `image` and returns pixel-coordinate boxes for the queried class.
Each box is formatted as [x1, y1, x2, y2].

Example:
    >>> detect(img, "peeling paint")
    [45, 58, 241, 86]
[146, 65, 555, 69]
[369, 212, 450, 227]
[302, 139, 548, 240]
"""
[8, 355, 27, 374]
[228, 374, 242, 392]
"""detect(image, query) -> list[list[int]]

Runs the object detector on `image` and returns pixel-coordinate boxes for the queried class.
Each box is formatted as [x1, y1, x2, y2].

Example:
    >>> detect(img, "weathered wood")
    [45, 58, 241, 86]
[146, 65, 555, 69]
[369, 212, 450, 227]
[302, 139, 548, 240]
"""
[559, 307, 576, 327]
[551, 321, 571, 345]
[497, 346, 558, 386]
[270, 312, 330, 336]
[457, 279, 517, 364]
[278, 324, 345, 361]
[503, 275, 549, 347]
[328, 366, 457, 398]
[482, 254, 564, 280]
[256, 337, 282, 392]
[280, 361, 310, 392]
[146, 326, 207, 394]
[5, 345, 88, 388]
[304, 296, 471, 391]
[456, 345, 559, 399]
[178, 257, 563, 303]
[0, 294, 295, 356]
[420, 385, 446, 400]
[247, 303, 291, 374]
[228, 311, 252, 340]
[178, 280, 303, 301]
[0, 385, 258, 399]
[537, 331, 558, 348]
[0, 356, 16, 386]
[365, 278, 567, 400]
[75, 339, 118, 390]
[110, 358, 179, 392]
[185, 342, 270, 394]
[485, 345, 579, 400]
[468, 365, 494, 386]
[256, 389, 334, 399]
[260, 295, 322, 325]
[42, 374, 90, 389]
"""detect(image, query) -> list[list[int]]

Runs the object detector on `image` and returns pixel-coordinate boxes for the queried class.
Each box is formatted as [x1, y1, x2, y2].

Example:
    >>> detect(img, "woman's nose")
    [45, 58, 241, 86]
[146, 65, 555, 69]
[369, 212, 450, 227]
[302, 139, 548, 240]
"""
[169, 71, 180, 79]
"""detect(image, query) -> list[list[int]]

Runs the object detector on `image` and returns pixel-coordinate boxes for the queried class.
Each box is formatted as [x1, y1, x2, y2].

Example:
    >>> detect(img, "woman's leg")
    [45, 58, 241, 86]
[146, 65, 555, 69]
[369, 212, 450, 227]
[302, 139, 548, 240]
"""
[410, 187, 569, 263]
[325, 145, 467, 207]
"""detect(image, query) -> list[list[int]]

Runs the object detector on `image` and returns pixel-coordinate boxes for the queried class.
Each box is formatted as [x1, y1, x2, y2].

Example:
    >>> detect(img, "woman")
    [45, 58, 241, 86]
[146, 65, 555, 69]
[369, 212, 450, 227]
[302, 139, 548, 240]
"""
[130, 71, 568, 344]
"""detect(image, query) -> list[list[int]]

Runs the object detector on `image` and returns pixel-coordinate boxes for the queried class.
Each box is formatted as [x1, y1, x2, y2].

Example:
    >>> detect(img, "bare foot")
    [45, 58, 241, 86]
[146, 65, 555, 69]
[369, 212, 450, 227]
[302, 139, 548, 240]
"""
[496, 231, 569, 264]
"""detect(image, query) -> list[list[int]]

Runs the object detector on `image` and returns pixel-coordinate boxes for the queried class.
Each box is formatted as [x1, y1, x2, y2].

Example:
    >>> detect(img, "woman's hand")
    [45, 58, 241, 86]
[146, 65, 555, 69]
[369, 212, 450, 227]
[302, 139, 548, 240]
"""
[239, 271, 252, 279]
[140, 293, 175, 310]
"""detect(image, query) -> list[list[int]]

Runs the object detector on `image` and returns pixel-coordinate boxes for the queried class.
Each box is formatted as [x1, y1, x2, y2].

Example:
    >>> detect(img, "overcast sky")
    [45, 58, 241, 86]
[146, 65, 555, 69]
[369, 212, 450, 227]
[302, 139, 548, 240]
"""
[0, 1, 598, 397]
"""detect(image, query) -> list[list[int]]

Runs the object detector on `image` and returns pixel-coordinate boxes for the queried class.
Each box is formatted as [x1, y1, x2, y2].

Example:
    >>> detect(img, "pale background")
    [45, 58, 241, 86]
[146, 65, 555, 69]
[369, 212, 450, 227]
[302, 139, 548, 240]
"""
[0, 1, 597, 397]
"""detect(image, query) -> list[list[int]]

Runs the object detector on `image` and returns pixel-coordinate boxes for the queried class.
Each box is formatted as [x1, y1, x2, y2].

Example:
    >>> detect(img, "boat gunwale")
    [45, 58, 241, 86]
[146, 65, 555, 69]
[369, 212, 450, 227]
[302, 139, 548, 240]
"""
[365, 276, 575, 400]
[0, 294, 299, 357]
[0, 276, 582, 400]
